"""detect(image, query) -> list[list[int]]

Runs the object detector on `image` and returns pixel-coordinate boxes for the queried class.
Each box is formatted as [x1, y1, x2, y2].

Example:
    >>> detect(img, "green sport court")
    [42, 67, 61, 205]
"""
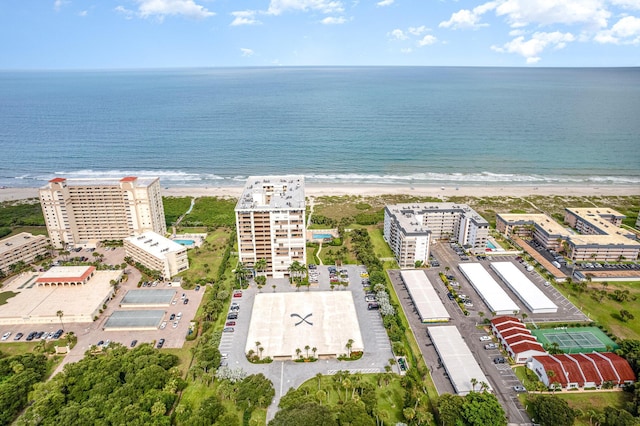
[531, 327, 618, 353]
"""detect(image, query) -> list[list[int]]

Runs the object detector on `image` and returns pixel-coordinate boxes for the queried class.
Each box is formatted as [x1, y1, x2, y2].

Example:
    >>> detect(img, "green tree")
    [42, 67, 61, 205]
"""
[269, 402, 337, 426]
[437, 393, 465, 426]
[461, 391, 506, 426]
[528, 395, 576, 426]
[56, 310, 64, 329]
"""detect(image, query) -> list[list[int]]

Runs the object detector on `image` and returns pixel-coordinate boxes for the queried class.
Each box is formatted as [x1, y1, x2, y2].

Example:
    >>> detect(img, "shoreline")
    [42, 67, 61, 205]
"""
[2, 184, 638, 202]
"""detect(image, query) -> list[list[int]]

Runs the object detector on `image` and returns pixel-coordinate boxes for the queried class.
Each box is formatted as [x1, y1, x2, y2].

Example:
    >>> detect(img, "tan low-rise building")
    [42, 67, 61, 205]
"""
[496, 207, 640, 262]
[124, 231, 188, 279]
[0, 232, 49, 274]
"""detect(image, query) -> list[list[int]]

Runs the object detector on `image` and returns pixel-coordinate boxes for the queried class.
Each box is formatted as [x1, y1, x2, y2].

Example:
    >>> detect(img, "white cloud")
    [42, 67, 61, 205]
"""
[495, 0, 610, 29]
[401, 47, 413, 54]
[240, 48, 254, 57]
[115, 5, 135, 19]
[117, 0, 215, 20]
[54, 0, 69, 11]
[267, 0, 344, 16]
[491, 31, 575, 63]
[231, 10, 261, 26]
[439, 2, 497, 29]
[321, 16, 347, 24]
[408, 25, 429, 36]
[608, 0, 640, 10]
[388, 29, 408, 40]
[595, 15, 640, 43]
[78, 10, 88, 17]
[509, 29, 525, 36]
[417, 34, 437, 46]
[377, 0, 394, 6]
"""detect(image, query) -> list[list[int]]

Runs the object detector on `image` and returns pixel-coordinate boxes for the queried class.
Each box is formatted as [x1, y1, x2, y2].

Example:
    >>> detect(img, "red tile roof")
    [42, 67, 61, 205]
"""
[554, 354, 585, 387]
[583, 353, 619, 383]
[491, 316, 521, 326]
[36, 266, 96, 284]
[49, 177, 67, 183]
[508, 340, 545, 353]
[494, 322, 527, 333]
[571, 354, 602, 385]
[534, 356, 568, 386]
[120, 176, 138, 182]
[500, 328, 533, 339]
[598, 353, 636, 383]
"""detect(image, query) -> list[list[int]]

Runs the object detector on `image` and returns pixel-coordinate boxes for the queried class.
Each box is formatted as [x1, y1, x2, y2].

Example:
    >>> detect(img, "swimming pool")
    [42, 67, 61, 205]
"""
[313, 234, 333, 240]
[486, 241, 497, 250]
[174, 239, 195, 246]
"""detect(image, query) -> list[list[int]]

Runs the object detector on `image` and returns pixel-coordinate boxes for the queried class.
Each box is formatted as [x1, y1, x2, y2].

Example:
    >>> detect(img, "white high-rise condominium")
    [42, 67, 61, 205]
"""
[39, 176, 166, 249]
[235, 176, 306, 278]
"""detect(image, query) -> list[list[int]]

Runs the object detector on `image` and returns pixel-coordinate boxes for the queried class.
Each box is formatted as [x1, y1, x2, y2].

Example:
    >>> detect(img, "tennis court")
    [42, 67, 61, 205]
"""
[531, 327, 618, 353]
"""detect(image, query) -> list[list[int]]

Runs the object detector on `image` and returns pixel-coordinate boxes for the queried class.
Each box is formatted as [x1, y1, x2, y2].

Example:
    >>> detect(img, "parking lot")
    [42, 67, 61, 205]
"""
[218, 264, 395, 420]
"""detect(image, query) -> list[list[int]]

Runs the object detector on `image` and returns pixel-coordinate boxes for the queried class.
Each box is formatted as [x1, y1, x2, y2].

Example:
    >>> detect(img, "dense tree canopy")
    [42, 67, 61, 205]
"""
[437, 391, 506, 426]
[18, 344, 183, 426]
[0, 352, 49, 426]
[528, 395, 576, 426]
[269, 402, 338, 426]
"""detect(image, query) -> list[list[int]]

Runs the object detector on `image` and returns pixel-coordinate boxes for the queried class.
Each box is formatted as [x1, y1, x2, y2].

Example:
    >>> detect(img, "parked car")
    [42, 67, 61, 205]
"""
[367, 303, 380, 310]
[97, 340, 104, 347]
[183, 298, 189, 304]
[130, 339, 138, 347]
[484, 343, 498, 350]
[225, 321, 236, 327]
[173, 321, 179, 328]
[157, 338, 165, 348]
[513, 385, 527, 393]
[479, 336, 492, 342]
[494, 357, 506, 364]
[169, 313, 176, 321]
[13, 332, 24, 341]
[233, 291, 243, 298]
[53, 329, 64, 339]
[195, 285, 200, 291]
[160, 321, 167, 329]
[227, 313, 238, 320]
[223, 327, 234, 333]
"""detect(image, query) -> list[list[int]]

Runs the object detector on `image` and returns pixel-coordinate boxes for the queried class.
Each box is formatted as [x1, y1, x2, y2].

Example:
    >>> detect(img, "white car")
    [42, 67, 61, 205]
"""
[1, 332, 11, 341]
[160, 321, 167, 329]
[479, 336, 492, 342]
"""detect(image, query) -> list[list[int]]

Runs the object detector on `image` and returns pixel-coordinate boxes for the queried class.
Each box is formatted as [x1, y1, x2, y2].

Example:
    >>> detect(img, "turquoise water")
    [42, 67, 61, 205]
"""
[174, 239, 195, 246]
[1, 67, 638, 187]
[313, 234, 333, 240]
[487, 241, 497, 250]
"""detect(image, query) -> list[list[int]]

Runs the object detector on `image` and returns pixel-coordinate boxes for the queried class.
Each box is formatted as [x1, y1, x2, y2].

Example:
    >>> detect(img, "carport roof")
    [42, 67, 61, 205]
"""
[121, 289, 175, 305]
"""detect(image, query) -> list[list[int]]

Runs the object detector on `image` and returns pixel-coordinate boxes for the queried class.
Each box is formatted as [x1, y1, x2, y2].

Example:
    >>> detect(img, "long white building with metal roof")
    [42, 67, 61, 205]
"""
[490, 262, 557, 314]
[400, 270, 450, 323]
[428, 326, 493, 395]
[458, 263, 520, 315]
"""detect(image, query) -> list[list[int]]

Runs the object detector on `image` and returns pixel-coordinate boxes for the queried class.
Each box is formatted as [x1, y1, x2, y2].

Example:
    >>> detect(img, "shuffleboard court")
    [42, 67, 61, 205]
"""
[104, 310, 165, 330]
[531, 327, 618, 353]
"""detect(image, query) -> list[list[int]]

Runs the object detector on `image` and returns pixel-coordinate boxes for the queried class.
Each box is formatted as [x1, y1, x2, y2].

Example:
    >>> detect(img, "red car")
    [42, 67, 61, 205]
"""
[225, 321, 236, 326]
[233, 291, 242, 298]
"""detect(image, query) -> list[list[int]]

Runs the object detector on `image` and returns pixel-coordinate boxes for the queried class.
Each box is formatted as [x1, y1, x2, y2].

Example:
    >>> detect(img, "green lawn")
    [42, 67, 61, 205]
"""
[554, 392, 631, 426]
[0, 291, 18, 305]
[555, 281, 640, 340]
[7, 226, 49, 237]
[367, 225, 394, 258]
[177, 228, 233, 284]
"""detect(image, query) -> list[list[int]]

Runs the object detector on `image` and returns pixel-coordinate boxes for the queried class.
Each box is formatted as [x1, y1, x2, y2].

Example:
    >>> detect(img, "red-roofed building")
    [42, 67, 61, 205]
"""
[120, 176, 138, 182]
[49, 177, 67, 183]
[36, 266, 96, 286]
[530, 352, 636, 390]
[490, 316, 546, 363]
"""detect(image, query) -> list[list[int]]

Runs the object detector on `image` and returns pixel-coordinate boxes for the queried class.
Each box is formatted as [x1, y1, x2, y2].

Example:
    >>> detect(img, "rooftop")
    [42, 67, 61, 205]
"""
[42, 176, 159, 188]
[386, 202, 488, 236]
[125, 231, 185, 258]
[491, 262, 558, 313]
[0, 232, 46, 256]
[458, 263, 520, 315]
[236, 175, 305, 211]
[400, 270, 450, 322]
[37, 266, 95, 283]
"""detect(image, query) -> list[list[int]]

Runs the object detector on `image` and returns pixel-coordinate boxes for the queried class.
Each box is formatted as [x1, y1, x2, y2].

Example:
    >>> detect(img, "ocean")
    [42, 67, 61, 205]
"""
[1, 67, 639, 188]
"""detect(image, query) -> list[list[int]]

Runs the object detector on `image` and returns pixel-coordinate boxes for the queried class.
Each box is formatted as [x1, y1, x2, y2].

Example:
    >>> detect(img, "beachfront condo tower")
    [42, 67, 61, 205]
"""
[39, 177, 166, 249]
[235, 176, 306, 278]
[384, 203, 489, 268]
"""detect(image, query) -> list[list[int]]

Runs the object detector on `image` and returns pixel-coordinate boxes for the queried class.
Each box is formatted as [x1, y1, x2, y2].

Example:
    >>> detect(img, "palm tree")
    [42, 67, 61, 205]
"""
[316, 372, 323, 391]
[312, 347, 317, 359]
[255, 258, 268, 277]
[255, 341, 261, 355]
[272, 284, 276, 293]
[56, 310, 64, 329]
[470, 377, 478, 392]
[345, 339, 354, 358]
[546, 369, 556, 390]
[295, 348, 302, 359]
[305, 345, 310, 359]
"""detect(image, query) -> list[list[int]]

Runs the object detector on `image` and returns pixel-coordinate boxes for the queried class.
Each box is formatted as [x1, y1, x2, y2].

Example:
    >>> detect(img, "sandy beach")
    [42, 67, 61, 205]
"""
[1, 184, 638, 203]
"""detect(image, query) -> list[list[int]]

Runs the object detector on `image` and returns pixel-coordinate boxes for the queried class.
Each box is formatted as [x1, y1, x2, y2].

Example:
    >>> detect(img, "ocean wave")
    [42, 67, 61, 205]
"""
[3, 170, 640, 188]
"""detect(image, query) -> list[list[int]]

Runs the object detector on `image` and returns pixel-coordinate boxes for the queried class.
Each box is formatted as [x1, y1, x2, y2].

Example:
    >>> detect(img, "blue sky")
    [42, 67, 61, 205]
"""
[1, 0, 639, 69]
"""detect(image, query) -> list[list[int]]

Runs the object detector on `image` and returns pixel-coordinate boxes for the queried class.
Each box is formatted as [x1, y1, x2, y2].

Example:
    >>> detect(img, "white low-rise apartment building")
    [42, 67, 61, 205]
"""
[235, 176, 306, 278]
[0, 232, 49, 274]
[39, 176, 166, 249]
[124, 231, 188, 279]
[384, 203, 489, 268]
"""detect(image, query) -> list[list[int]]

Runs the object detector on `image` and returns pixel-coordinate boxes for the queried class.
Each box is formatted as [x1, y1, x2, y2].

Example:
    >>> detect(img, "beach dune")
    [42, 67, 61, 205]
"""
[1, 184, 638, 203]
